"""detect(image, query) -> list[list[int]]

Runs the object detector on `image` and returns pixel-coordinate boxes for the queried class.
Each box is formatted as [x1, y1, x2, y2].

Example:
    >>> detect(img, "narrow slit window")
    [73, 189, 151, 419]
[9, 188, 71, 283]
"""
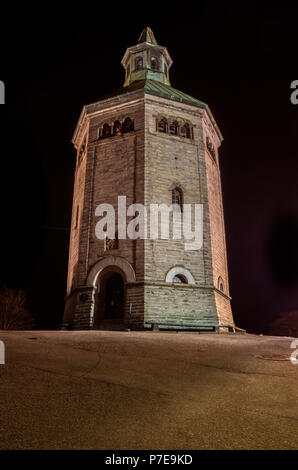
[75, 206, 79, 229]
[218, 277, 225, 293]
[172, 187, 183, 211]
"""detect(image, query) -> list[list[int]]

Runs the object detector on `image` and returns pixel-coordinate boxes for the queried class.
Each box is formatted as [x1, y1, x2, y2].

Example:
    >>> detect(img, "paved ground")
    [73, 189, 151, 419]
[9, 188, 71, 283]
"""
[0, 330, 297, 450]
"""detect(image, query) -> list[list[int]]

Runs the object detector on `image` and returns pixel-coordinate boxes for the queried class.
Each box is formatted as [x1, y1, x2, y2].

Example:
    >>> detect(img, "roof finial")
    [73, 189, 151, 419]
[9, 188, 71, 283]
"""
[138, 26, 158, 45]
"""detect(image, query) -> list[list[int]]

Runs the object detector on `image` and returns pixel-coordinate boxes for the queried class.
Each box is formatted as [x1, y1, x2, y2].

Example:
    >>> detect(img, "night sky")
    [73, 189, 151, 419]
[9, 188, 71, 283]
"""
[1, 4, 298, 333]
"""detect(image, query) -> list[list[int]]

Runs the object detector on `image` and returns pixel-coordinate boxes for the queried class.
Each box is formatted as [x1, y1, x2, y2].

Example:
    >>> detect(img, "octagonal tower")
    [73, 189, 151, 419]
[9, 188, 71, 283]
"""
[63, 27, 234, 331]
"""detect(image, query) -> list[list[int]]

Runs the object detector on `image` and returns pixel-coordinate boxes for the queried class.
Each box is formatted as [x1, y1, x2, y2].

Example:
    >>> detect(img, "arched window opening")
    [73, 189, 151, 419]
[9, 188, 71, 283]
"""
[113, 120, 122, 136]
[173, 274, 188, 284]
[164, 63, 168, 77]
[172, 187, 183, 211]
[121, 117, 134, 134]
[218, 277, 224, 293]
[151, 56, 159, 71]
[97, 127, 102, 139]
[102, 123, 111, 139]
[126, 64, 130, 78]
[165, 267, 195, 284]
[135, 56, 143, 71]
[180, 123, 191, 138]
[157, 117, 168, 133]
[170, 121, 179, 136]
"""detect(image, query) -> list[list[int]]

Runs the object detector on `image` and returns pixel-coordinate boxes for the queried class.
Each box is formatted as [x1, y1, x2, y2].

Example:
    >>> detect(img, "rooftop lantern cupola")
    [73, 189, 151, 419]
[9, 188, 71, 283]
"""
[121, 27, 173, 87]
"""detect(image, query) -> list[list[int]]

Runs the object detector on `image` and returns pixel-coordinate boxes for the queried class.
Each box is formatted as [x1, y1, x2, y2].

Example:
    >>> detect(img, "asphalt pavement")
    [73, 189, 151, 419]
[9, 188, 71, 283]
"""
[0, 330, 297, 449]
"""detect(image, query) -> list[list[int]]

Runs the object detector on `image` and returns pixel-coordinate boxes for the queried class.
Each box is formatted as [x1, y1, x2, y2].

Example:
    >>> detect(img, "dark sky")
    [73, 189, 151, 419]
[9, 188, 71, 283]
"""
[1, 3, 298, 332]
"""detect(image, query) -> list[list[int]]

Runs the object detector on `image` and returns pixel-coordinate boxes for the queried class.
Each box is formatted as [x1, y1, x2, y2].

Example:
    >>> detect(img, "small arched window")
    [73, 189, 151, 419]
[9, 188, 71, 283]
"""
[135, 56, 143, 71]
[97, 127, 102, 139]
[180, 123, 191, 138]
[121, 117, 134, 134]
[113, 120, 122, 136]
[151, 56, 159, 71]
[172, 187, 183, 211]
[173, 274, 188, 284]
[157, 117, 168, 133]
[126, 64, 130, 78]
[218, 277, 224, 293]
[102, 123, 111, 138]
[170, 121, 179, 136]
[164, 63, 168, 77]
[165, 267, 195, 284]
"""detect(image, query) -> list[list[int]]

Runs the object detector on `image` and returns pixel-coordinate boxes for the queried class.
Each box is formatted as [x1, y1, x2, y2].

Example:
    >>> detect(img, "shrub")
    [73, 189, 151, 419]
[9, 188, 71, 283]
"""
[0, 286, 35, 330]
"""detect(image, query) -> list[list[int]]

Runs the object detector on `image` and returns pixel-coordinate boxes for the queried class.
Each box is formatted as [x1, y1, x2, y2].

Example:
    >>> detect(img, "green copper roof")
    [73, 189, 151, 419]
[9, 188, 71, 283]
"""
[138, 27, 158, 45]
[143, 80, 206, 108]
[93, 79, 206, 110]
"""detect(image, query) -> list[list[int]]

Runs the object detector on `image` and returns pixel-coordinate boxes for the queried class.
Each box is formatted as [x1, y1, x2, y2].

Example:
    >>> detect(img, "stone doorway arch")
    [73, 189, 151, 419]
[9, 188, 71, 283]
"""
[87, 255, 136, 287]
[86, 256, 136, 329]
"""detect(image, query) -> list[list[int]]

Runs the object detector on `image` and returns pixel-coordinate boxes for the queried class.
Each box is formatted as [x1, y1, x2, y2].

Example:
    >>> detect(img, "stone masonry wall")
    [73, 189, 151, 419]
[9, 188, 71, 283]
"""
[65, 92, 147, 327]
[64, 88, 234, 329]
[65, 123, 89, 296]
[143, 93, 233, 327]
[202, 117, 234, 325]
[143, 95, 220, 324]
[144, 284, 218, 328]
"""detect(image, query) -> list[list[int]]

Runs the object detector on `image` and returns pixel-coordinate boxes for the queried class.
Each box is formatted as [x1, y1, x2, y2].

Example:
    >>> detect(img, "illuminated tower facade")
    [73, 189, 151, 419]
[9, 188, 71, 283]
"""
[63, 27, 234, 330]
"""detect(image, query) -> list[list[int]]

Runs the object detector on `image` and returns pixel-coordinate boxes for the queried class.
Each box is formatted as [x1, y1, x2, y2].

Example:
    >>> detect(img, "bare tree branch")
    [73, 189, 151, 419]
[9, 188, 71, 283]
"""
[0, 286, 35, 330]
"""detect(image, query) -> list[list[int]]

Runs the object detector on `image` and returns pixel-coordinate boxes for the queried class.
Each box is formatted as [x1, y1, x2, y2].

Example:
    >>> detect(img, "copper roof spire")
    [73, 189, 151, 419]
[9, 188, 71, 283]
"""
[138, 26, 158, 45]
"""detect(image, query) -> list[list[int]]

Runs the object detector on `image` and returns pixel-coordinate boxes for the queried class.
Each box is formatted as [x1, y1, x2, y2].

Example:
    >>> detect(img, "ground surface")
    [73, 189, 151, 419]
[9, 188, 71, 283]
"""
[0, 330, 297, 450]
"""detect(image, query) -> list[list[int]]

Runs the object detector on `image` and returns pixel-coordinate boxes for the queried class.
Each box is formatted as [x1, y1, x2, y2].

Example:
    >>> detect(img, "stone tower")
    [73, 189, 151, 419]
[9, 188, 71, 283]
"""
[63, 27, 234, 330]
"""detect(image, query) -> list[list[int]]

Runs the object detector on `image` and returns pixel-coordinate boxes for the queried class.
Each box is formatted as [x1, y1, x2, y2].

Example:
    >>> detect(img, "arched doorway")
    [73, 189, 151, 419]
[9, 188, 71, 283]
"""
[104, 272, 124, 320]
[94, 267, 126, 329]
[87, 256, 136, 329]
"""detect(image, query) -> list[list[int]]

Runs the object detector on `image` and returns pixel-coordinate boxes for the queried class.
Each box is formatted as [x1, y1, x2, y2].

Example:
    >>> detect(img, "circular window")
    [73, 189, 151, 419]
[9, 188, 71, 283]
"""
[79, 293, 88, 303]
